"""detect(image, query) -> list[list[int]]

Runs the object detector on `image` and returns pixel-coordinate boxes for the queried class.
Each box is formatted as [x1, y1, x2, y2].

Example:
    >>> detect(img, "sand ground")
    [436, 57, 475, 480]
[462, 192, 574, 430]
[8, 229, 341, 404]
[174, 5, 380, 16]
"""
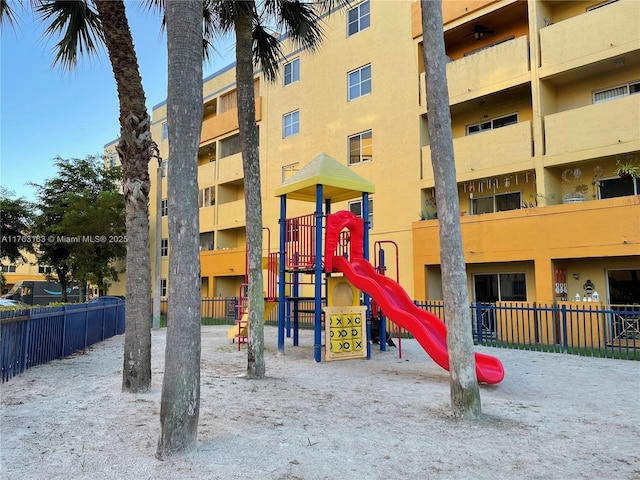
[1, 325, 639, 480]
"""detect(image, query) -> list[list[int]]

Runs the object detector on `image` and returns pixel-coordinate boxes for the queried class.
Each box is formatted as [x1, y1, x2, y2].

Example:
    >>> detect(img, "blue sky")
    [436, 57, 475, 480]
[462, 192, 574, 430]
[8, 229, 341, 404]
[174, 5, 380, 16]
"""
[1, 2, 235, 201]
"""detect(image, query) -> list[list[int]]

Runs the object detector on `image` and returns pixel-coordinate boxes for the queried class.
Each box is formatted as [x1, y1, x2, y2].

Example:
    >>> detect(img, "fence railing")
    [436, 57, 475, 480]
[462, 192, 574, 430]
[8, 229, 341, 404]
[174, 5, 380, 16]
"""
[1, 303, 125, 383]
[415, 301, 639, 360]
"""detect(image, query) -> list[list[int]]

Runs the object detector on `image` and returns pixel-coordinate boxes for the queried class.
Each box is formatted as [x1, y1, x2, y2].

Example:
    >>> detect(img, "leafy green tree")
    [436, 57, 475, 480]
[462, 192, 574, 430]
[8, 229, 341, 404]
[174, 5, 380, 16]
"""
[0, 188, 34, 263]
[421, 0, 481, 418]
[156, 0, 203, 458]
[30, 155, 125, 302]
[1, 0, 155, 392]
[213, 0, 345, 379]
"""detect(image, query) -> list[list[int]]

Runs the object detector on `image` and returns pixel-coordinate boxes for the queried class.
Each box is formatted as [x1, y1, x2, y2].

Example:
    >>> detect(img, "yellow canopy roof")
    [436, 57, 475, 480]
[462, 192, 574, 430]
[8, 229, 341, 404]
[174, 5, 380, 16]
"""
[274, 152, 375, 203]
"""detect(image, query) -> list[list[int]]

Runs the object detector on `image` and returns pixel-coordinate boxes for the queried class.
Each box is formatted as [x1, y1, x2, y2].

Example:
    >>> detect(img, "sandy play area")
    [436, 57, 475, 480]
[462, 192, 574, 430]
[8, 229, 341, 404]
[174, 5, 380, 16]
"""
[1, 325, 639, 479]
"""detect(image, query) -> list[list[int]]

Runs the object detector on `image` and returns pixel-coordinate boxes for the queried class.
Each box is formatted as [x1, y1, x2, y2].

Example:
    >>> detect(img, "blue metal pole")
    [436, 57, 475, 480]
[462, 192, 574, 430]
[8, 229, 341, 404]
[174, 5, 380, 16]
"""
[314, 184, 324, 362]
[278, 195, 287, 354]
[362, 193, 371, 359]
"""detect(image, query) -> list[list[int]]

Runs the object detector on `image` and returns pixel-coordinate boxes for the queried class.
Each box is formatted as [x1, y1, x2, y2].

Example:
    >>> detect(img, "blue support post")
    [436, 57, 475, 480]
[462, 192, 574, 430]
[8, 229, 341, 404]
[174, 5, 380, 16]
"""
[362, 193, 371, 359]
[314, 184, 324, 362]
[278, 195, 287, 354]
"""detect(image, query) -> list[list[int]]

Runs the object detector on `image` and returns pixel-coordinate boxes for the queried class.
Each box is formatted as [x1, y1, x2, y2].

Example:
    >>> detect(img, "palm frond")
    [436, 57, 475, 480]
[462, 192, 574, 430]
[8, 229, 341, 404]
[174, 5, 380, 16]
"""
[35, 0, 104, 71]
[0, 0, 24, 30]
[275, 0, 325, 53]
[252, 23, 283, 82]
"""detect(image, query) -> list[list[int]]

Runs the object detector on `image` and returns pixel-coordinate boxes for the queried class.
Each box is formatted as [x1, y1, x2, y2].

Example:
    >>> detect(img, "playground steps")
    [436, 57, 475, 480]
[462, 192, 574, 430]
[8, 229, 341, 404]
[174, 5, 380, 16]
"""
[227, 301, 278, 346]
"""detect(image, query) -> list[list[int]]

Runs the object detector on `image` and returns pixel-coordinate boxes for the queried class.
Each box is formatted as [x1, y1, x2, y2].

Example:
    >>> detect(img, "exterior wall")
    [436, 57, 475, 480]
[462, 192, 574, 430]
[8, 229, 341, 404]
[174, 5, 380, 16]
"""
[112, 0, 639, 309]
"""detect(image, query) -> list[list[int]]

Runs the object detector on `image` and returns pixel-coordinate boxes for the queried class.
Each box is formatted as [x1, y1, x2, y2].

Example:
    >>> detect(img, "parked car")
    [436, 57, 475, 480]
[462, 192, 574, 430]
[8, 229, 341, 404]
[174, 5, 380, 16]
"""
[87, 296, 125, 306]
[0, 299, 29, 308]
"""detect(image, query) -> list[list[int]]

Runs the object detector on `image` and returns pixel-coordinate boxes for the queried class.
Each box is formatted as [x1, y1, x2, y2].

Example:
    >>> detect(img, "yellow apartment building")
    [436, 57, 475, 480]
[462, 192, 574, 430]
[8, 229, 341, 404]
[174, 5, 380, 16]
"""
[142, 0, 639, 308]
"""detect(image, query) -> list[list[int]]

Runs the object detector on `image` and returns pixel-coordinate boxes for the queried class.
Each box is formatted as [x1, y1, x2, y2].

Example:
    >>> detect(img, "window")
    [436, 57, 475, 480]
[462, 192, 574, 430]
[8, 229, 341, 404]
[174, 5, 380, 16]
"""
[199, 187, 215, 208]
[282, 162, 300, 182]
[467, 113, 518, 135]
[474, 273, 527, 302]
[347, 0, 370, 37]
[38, 265, 52, 274]
[161, 160, 168, 178]
[471, 192, 521, 215]
[599, 176, 640, 199]
[283, 110, 300, 138]
[160, 278, 167, 297]
[1, 264, 16, 273]
[220, 134, 240, 158]
[348, 130, 372, 165]
[348, 64, 371, 101]
[284, 58, 300, 86]
[161, 199, 168, 217]
[593, 81, 640, 104]
[161, 238, 169, 257]
[162, 122, 168, 140]
[348, 198, 374, 229]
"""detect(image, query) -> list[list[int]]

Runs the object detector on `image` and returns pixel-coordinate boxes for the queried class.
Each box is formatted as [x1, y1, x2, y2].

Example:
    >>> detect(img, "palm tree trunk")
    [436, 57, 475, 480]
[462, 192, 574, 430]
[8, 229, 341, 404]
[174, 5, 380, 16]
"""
[421, 0, 482, 419]
[234, 2, 266, 379]
[156, 0, 203, 458]
[94, 0, 152, 393]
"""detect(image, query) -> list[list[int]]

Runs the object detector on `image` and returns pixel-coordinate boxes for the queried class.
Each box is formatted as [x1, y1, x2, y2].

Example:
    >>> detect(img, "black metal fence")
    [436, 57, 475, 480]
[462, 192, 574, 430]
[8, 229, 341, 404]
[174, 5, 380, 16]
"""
[1, 303, 125, 382]
[416, 301, 639, 360]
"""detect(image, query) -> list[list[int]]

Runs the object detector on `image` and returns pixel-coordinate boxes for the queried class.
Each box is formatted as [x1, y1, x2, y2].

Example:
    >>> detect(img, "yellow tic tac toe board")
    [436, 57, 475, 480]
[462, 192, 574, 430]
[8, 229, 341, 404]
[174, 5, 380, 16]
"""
[323, 306, 367, 361]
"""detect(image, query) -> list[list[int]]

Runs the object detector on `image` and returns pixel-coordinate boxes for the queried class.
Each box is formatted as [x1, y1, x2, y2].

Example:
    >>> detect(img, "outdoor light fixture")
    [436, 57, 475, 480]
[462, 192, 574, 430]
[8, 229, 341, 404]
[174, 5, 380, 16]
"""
[572, 273, 580, 280]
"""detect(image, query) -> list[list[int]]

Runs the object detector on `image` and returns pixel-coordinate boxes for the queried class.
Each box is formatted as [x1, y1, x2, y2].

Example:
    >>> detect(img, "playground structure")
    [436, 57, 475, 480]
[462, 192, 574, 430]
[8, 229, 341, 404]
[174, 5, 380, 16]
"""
[235, 153, 504, 384]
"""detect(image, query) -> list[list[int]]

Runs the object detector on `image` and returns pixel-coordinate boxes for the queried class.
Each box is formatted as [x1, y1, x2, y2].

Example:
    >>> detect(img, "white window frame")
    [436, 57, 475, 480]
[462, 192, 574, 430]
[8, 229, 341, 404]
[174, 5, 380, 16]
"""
[161, 198, 168, 217]
[161, 238, 169, 257]
[162, 122, 168, 140]
[38, 265, 52, 274]
[282, 162, 300, 182]
[598, 176, 640, 199]
[283, 110, 300, 138]
[283, 58, 300, 86]
[348, 130, 373, 165]
[593, 81, 640, 104]
[1, 264, 17, 273]
[198, 187, 215, 208]
[161, 160, 168, 178]
[347, 0, 370, 37]
[348, 198, 374, 230]
[348, 64, 372, 101]
[466, 113, 518, 135]
[160, 278, 167, 297]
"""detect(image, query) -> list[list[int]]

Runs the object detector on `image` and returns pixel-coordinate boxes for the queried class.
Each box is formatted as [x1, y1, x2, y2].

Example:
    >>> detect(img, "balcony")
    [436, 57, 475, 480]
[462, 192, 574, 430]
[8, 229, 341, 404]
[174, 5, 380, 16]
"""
[199, 206, 215, 232]
[200, 97, 262, 144]
[198, 160, 216, 185]
[420, 36, 530, 110]
[217, 199, 246, 229]
[421, 121, 533, 185]
[544, 94, 640, 164]
[539, 1, 640, 80]
[217, 152, 244, 184]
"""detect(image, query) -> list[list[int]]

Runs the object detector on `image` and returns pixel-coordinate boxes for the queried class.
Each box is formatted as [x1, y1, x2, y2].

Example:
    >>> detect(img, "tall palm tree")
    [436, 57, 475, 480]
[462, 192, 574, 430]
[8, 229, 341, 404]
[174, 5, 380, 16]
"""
[421, 0, 482, 418]
[156, 0, 203, 458]
[1, 0, 153, 392]
[212, 0, 345, 379]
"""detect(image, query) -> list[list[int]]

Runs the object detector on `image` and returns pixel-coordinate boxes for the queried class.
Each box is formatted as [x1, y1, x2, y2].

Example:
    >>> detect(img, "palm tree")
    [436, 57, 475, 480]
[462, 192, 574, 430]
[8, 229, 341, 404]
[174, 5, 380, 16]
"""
[420, 0, 482, 418]
[212, 0, 344, 379]
[1, 1, 153, 392]
[156, 0, 203, 458]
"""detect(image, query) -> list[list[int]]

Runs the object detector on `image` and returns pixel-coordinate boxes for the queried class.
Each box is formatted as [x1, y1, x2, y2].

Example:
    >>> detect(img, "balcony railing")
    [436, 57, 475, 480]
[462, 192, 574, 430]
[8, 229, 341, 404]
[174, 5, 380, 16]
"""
[217, 199, 246, 229]
[200, 97, 262, 145]
[544, 94, 640, 163]
[420, 36, 530, 109]
[421, 121, 533, 184]
[539, 0, 640, 78]
[217, 152, 244, 184]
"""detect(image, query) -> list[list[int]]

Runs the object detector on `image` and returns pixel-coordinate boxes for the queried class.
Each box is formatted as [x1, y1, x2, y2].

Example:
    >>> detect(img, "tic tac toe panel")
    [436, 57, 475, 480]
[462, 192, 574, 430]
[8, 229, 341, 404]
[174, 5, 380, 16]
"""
[323, 306, 367, 361]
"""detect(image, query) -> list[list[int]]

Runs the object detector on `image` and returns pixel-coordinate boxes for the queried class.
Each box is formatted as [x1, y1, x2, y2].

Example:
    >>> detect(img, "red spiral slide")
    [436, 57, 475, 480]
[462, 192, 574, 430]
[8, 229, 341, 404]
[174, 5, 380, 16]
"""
[331, 255, 505, 384]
